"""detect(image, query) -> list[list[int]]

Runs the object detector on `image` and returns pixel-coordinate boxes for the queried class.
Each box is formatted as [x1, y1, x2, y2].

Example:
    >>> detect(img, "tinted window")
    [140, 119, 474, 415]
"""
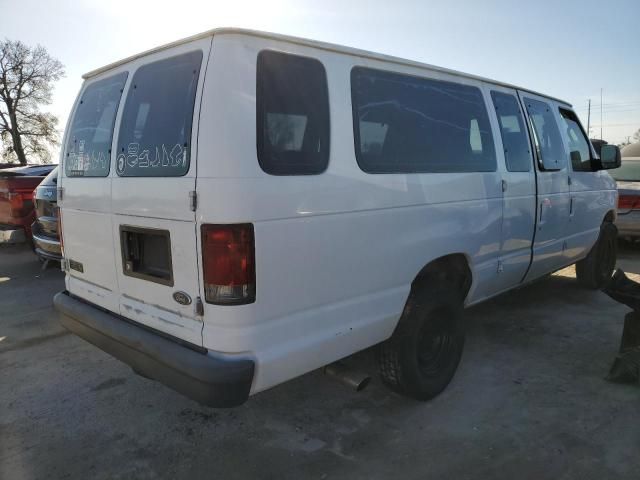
[116, 51, 202, 177]
[351, 67, 496, 173]
[64, 72, 127, 177]
[490, 91, 532, 172]
[524, 98, 565, 171]
[559, 109, 592, 172]
[257, 51, 330, 175]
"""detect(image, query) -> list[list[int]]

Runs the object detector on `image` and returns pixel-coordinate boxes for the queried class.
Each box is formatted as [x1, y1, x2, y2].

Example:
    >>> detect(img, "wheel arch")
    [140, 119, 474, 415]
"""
[411, 253, 473, 302]
[603, 209, 616, 223]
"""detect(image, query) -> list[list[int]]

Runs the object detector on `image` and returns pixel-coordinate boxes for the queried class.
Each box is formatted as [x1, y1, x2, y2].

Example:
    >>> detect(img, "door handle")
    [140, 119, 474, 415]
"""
[569, 197, 574, 217]
[538, 202, 544, 230]
[539, 202, 544, 222]
[501, 179, 507, 192]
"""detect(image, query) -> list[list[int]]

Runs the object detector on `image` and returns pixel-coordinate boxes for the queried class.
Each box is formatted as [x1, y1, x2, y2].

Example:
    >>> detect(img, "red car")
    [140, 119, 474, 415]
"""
[0, 164, 57, 244]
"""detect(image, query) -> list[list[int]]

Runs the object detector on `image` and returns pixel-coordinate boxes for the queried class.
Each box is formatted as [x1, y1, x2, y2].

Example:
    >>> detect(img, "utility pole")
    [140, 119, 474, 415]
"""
[600, 88, 603, 140]
[587, 99, 591, 137]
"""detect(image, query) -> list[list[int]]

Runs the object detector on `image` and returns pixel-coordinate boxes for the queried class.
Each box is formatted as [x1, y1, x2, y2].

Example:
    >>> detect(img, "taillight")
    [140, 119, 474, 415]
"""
[8, 192, 32, 218]
[201, 224, 255, 305]
[618, 195, 640, 210]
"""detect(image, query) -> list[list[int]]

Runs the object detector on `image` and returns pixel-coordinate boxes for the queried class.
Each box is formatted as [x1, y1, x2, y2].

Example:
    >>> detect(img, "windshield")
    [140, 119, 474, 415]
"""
[611, 161, 640, 182]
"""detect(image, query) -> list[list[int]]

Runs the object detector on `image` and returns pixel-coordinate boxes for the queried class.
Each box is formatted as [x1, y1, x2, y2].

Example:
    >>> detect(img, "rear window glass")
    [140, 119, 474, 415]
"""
[64, 72, 128, 177]
[490, 91, 532, 172]
[524, 98, 566, 171]
[256, 51, 330, 175]
[116, 51, 202, 177]
[351, 67, 496, 173]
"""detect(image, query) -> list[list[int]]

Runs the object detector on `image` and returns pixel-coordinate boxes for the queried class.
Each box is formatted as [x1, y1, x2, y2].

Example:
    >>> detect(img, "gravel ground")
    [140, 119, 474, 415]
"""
[1, 243, 639, 480]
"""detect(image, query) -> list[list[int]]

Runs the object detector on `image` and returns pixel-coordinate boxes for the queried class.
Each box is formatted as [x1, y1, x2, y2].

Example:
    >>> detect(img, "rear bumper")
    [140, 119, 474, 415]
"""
[0, 225, 26, 244]
[31, 222, 62, 260]
[53, 291, 255, 407]
[616, 210, 640, 237]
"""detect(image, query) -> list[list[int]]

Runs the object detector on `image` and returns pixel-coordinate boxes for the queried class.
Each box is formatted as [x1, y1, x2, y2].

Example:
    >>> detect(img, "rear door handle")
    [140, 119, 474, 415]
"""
[539, 202, 544, 222]
[569, 197, 574, 217]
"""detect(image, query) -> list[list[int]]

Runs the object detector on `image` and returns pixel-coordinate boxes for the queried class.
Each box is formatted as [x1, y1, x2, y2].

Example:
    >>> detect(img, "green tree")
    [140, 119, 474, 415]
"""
[0, 39, 64, 164]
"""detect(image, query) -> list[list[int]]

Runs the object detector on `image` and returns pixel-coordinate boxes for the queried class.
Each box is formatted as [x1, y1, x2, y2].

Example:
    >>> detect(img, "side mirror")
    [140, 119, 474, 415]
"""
[590, 139, 605, 157]
[600, 144, 622, 170]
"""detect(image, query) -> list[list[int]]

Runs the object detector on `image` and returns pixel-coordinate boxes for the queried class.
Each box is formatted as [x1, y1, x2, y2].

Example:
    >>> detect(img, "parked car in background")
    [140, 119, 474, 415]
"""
[612, 143, 640, 239]
[0, 164, 57, 244]
[32, 166, 62, 262]
[1, 164, 57, 177]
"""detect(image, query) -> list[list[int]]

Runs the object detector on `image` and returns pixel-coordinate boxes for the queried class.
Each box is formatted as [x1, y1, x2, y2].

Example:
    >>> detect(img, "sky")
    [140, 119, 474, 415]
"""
[2, 0, 639, 149]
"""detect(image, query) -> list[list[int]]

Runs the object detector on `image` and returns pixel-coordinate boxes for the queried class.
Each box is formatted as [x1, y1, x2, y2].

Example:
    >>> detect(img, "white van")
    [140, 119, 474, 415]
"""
[54, 29, 621, 407]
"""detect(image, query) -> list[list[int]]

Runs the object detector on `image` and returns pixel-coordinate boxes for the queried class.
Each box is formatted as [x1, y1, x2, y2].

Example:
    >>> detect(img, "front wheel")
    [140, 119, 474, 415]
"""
[575, 222, 617, 289]
[376, 282, 465, 401]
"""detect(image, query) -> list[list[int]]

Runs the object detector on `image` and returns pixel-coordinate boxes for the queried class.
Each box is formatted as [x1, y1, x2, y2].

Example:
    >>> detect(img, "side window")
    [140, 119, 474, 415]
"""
[64, 72, 128, 177]
[524, 98, 566, 171]
[256, 51, 330, 175]
[490, 91, 532, 172]
[351, 67, 496, 173]
[559, 108, 592, 172]
[116, 51, 202, 177]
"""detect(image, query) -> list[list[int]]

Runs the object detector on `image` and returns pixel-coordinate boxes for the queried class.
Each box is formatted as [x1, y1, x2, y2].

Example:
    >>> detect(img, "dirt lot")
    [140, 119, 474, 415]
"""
[1, 244, 639, 480]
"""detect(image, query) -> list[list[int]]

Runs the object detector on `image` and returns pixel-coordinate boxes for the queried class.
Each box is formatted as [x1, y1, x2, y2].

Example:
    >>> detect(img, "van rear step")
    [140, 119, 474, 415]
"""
[54, 291, 254, 407]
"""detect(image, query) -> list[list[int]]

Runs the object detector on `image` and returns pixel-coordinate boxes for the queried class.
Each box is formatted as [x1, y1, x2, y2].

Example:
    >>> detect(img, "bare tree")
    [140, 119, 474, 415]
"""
[0, 39, 64, 165]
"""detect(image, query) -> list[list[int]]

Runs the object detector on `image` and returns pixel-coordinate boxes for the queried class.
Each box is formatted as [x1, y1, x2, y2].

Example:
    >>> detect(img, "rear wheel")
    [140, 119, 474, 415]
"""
[376, 282, 465, 401]
[575, 222, 617, 289]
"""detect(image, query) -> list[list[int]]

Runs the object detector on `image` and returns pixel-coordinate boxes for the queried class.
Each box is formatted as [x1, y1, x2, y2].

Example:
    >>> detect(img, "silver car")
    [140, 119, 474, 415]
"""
[31, 166, 62, 262]
[612, 143, 640, 238]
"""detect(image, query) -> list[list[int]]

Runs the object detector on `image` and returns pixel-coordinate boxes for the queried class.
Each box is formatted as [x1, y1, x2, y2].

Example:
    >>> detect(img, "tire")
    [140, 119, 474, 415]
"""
[376, 282, 465, 401]
[575, 222, 617, 289]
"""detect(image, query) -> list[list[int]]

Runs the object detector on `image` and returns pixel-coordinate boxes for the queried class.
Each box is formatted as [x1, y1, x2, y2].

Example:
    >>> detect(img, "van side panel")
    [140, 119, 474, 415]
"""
[520, 93, 572, 281]
[565, 169, 616, 261]
[558, 106, 617, 261]
[197, 34, 503, 392]
[483, 86, 536, 293]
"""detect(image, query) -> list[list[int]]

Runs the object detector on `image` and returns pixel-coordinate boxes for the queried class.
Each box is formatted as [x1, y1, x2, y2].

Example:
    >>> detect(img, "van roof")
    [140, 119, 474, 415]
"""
[83, 28, 571, 107]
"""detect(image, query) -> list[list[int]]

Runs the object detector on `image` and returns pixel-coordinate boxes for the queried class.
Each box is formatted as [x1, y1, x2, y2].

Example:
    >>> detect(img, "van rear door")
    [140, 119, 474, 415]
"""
[61, 39, 211, 347]
[111, 42, 210, 346]
[60, 71, 129, 314]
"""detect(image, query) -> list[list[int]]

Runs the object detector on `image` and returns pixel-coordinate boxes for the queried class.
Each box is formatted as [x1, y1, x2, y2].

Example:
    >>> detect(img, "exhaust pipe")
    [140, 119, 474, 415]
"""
[324, 362, 371, 392]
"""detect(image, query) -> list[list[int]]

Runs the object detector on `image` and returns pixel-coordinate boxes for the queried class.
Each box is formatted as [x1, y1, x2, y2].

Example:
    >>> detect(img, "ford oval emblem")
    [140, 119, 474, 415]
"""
[173, 291, 192, 306]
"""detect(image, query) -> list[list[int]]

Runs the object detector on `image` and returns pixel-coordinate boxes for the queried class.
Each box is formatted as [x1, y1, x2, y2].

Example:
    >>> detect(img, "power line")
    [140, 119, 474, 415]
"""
[575, 100, 640, 108]
[575, 106, 640, 113]
[588, 122, 640, 127]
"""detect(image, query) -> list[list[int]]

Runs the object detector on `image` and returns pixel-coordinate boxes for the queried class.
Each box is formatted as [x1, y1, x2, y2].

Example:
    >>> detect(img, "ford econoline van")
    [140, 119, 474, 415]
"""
[54, 29, 621, 407]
